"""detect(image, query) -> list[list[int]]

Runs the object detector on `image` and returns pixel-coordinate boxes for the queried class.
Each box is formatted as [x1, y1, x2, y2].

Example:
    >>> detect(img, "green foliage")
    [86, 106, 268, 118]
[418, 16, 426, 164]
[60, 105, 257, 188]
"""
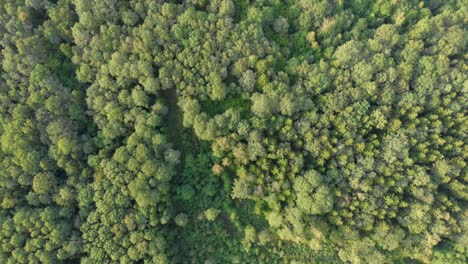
[175, 213, 189, 227]
[0, 0, 466, 263]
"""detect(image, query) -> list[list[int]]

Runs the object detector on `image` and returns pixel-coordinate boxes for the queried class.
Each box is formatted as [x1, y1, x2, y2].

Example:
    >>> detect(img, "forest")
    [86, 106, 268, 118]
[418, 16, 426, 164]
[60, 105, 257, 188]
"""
[0, 0, 466, 263]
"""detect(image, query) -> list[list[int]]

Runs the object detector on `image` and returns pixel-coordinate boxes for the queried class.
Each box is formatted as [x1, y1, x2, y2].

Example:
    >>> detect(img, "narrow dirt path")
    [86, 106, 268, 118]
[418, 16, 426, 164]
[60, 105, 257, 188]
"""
[163, 88, 182, 147]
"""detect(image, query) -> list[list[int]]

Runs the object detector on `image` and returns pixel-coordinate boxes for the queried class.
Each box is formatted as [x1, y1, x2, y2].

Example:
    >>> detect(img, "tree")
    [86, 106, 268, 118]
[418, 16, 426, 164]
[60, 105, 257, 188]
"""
[132, 87, 150, 107]
[164, 149, 181, 165]
[204, 208, 220, 221]
[239, 70, 256, 92]
[273, 17, 289, 35]
[333, 40, 363, 68]
[175, 214, 188, 227]
[251, 93, 278, 117]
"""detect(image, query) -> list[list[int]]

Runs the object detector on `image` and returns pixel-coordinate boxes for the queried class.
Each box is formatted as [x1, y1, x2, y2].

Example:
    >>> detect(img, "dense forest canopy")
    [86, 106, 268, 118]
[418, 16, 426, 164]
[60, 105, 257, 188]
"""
[0, 0, 467, 263]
